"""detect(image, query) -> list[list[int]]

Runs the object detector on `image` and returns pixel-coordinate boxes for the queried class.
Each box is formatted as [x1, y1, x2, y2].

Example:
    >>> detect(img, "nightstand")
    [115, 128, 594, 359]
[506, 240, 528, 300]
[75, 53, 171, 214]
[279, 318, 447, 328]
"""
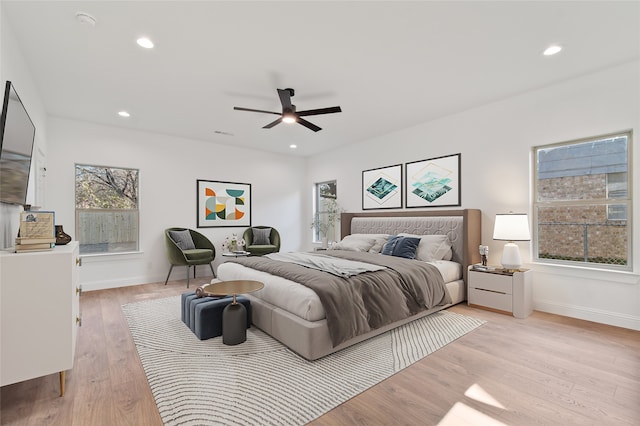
[467, 267, 532, 318]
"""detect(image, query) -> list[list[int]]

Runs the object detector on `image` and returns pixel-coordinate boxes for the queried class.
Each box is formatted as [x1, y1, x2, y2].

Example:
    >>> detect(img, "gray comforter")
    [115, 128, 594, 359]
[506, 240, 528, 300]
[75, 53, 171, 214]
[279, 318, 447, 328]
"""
[228, 251, 451, 347]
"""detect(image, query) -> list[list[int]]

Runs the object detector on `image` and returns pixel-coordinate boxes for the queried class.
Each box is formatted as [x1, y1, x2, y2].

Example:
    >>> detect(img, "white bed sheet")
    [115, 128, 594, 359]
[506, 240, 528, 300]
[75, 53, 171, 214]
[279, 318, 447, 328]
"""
[216, 258, 462, 322]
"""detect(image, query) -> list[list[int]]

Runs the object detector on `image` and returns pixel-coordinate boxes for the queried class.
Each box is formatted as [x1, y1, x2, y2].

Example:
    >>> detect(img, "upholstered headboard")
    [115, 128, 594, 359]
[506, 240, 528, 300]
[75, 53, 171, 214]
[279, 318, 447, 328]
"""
[340, 209, 481, 283]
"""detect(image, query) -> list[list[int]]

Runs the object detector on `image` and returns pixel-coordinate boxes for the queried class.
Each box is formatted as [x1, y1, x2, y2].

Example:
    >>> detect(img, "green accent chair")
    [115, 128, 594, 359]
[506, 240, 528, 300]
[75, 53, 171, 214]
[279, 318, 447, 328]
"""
[164, 228, 216, 287]
[243, 226, 281, 256]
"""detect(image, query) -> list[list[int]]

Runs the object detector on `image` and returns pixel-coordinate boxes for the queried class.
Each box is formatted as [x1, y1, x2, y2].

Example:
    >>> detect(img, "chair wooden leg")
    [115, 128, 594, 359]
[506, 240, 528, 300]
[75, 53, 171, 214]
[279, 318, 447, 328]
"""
[186, 266, 190, 288]
[209, 262, 216, 278]
[164, 265, 174, 285]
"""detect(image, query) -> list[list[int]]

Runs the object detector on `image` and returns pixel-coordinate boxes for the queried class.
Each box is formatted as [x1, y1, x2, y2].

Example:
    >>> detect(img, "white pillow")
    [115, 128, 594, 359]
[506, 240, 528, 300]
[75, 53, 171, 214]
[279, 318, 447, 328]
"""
[398, 233, 452, 261]
[360, 234, 391, 253]
[329, 234, 377, 252]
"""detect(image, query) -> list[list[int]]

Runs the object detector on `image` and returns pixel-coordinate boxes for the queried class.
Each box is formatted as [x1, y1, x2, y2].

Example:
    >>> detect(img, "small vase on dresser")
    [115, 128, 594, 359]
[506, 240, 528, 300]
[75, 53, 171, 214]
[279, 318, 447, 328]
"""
[55, 225, 72, 245]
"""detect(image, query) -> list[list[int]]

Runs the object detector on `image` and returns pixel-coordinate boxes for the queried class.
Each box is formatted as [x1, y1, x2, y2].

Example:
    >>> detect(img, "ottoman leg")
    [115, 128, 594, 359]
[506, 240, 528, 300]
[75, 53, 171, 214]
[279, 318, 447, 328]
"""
[222, 302, 247, 345]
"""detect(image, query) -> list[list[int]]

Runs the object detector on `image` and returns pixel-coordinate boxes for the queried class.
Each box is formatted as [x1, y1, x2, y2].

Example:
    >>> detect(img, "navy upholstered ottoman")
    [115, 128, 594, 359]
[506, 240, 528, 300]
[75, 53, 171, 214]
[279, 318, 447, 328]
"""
[181, 292, 252, 340]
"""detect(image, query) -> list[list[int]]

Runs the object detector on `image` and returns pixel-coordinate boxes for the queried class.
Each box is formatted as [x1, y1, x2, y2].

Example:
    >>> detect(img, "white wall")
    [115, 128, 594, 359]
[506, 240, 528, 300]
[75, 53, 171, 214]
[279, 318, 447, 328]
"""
[0, 11, 48, 249]
[306, 61, 640, 331]
[46, 118, 307, 291]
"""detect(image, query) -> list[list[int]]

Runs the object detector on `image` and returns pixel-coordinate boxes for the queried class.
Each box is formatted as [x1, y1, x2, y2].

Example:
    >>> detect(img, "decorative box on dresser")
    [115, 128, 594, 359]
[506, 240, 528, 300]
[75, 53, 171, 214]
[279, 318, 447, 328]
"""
[0, 241, 81, 396]
[467, 266, 532, 318]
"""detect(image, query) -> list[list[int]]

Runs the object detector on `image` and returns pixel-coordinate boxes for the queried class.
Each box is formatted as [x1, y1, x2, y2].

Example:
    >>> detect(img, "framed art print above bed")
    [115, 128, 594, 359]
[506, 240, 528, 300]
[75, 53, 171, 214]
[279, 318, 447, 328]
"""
[405, 153, 461, 208]
[362, 164, 403, 210]
[197, 179, 251, 228]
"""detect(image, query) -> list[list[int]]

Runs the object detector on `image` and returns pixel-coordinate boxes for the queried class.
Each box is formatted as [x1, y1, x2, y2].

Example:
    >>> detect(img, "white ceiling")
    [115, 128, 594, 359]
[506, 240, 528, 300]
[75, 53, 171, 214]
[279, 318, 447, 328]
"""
[3, 1, 639, 157]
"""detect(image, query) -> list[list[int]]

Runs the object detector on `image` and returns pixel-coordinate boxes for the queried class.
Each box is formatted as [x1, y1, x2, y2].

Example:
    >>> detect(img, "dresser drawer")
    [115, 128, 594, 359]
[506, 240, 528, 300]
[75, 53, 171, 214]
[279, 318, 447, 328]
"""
[469, 287, 513, 312]
[469, 271, 513, 294]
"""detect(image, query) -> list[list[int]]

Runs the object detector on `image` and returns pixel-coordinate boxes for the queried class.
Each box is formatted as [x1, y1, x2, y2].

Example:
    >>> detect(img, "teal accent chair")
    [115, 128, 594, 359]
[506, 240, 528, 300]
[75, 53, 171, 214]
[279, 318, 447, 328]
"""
[243, 226, 281, 256]
[164, 228, 216, 287]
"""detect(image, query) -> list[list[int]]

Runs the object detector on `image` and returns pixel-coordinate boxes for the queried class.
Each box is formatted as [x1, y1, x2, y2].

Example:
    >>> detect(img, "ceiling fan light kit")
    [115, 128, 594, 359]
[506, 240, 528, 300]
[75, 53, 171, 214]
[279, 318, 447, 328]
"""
[234, 88, 341, 132]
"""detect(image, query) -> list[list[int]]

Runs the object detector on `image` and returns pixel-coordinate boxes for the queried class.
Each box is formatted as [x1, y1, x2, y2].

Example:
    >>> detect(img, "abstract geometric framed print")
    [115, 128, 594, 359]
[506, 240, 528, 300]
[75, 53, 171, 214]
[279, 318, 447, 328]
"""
[197, 180, 251, 228]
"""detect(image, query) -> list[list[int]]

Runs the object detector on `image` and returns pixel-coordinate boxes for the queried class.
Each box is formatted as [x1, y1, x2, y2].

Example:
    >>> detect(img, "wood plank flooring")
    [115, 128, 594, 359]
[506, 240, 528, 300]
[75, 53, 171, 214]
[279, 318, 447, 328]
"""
[1, 279, 638, 425]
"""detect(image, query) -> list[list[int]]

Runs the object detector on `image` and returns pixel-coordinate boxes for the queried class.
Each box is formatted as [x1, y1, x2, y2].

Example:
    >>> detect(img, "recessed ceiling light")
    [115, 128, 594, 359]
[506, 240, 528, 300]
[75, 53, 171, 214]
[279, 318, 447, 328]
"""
[136, 37, 154, 49]
[118, 111, 130, 117]
[289, 144, 297, 149]
[75, 12, 96, 27]
[543, 45, 562, 56]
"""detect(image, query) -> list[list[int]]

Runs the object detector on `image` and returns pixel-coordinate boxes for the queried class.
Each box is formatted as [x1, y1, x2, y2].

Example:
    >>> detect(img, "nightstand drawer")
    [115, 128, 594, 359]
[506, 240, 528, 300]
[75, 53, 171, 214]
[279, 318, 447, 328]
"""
[469, 271, 512, 294]
[469, 287, 513, 312]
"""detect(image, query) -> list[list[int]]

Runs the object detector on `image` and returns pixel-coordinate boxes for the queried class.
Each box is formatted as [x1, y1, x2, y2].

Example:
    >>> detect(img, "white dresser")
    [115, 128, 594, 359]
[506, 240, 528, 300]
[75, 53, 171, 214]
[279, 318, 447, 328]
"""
[1, 242, 81, 396]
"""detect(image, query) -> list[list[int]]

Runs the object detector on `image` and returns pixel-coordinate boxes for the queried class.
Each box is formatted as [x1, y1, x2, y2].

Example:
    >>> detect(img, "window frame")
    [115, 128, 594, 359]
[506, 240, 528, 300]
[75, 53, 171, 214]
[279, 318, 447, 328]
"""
[74, 163, 140, 256]
[532, 131, 632, 272]
[312, 180, 337, 243]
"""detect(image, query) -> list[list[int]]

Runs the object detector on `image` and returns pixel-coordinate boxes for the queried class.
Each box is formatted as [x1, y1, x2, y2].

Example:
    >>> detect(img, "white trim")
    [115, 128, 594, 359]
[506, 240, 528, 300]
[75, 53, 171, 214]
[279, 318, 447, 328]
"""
[81, 271, 216, 291]
[535, 298, 640, 331]
[80, 250, 145, 260]
[527, 262, 640, 285]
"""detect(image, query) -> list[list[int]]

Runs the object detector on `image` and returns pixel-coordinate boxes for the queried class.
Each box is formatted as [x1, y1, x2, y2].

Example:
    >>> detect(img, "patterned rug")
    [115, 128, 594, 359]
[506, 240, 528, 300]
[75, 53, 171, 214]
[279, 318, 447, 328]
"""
[122, 296, 485, 425]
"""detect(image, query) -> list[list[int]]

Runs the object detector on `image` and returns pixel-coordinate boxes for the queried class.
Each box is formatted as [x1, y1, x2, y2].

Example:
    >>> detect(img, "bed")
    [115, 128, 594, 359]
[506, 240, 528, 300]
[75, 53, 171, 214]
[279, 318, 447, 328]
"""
[217, 209, 481, 360]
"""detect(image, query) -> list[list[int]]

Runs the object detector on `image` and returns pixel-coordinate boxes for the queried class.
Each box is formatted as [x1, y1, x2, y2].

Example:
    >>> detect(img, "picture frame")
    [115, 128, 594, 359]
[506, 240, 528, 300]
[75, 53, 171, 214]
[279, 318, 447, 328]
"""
[19, 211, 55, 239]
[362, 164, 403, 210]
[405, 153, 461, 208]
[197, 180, 251, 228]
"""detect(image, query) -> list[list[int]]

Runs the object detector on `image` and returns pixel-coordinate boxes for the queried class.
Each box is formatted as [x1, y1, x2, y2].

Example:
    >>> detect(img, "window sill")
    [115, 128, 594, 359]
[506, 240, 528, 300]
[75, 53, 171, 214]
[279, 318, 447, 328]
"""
[528, 261, 639, 285]
[80, 251, 144, 261]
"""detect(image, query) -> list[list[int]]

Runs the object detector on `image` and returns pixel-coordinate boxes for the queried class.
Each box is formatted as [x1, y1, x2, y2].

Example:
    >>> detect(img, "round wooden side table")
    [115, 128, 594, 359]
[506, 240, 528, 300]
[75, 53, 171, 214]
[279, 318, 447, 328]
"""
[199, 280, 264, 345]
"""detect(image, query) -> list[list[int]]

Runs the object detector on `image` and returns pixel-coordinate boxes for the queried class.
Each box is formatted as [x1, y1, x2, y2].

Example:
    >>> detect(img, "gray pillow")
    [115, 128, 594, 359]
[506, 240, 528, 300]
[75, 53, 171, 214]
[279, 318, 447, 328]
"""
[169, 230, 195, 250]
[252, 228, 272, 245]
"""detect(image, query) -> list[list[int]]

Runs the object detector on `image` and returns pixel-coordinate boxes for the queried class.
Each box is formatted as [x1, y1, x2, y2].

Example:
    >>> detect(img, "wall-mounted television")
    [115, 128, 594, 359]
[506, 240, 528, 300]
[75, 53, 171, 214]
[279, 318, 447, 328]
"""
[0, 81, 36, 206]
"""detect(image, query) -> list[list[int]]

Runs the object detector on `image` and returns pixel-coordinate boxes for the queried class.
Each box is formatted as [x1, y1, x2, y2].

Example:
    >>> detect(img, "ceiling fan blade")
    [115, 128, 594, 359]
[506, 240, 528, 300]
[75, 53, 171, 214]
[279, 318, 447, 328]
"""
[263, 117, 283, 129]
[297, 117, 322, 132]
[297, 106, 342, 117]
[277, 88, 293, 110]
[234, 106, 281, 115]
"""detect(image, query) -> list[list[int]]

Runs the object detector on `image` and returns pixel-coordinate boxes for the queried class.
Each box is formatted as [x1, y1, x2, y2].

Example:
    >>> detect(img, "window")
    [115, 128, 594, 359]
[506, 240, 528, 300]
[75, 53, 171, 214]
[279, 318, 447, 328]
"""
[75, 164, 139, 255]
[533, 131, 631, 270]
[312, 180, 337, 242]
[606, 172, 627, 221]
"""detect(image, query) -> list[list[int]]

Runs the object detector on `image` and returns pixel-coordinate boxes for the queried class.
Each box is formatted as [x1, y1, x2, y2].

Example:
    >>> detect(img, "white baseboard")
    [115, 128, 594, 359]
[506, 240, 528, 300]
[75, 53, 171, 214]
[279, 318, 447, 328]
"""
[535, 299, 640, 331]
[81, 273, 215, 292]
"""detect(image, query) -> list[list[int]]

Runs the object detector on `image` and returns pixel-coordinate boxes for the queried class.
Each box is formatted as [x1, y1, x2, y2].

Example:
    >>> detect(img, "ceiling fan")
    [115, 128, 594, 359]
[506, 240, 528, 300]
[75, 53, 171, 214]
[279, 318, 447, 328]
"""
[234, 88, 341, 132]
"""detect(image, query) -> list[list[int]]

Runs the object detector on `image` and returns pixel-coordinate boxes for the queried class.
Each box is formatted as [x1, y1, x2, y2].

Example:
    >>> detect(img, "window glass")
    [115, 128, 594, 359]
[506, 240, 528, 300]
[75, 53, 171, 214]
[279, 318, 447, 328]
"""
[313, 180, 337, 242]
[75, 164, 139, 254]
[534, 132, 631, 270]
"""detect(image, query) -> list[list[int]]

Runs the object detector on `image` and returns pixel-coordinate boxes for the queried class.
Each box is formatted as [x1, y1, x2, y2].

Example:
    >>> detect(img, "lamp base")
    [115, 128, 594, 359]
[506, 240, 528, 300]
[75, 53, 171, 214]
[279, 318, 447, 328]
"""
[500, 242, 522, 271]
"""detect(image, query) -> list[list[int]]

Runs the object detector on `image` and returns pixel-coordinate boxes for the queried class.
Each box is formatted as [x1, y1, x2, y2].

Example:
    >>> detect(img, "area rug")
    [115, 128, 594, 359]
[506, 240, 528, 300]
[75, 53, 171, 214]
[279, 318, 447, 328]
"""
[122, 296, 485, 426]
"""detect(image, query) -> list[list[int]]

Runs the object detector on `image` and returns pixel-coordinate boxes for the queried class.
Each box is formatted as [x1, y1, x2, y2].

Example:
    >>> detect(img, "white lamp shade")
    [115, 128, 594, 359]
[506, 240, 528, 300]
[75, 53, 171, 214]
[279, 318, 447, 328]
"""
[493, 213, 531, 241]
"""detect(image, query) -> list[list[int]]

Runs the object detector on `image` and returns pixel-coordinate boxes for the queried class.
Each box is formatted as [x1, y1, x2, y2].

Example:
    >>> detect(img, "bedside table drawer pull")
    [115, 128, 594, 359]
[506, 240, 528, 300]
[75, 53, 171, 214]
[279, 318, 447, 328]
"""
[475, 288, 507, 295]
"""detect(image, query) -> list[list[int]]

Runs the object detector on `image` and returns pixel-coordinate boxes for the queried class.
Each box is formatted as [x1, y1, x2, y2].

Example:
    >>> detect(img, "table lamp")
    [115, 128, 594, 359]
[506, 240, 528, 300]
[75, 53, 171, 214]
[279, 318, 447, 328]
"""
[493, 213, 531, 271]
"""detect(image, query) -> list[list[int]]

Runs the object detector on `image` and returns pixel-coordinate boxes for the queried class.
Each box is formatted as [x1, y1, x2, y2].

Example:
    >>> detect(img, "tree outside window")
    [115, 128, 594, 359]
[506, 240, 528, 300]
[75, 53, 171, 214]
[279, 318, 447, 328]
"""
[312, 180, 339, 243]
[75, 164, 139, 254]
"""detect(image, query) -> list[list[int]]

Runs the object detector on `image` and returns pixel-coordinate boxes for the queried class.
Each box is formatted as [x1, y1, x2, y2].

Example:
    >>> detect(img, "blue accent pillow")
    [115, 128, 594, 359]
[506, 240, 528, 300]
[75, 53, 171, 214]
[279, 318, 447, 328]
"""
[381, 236, 420, 259]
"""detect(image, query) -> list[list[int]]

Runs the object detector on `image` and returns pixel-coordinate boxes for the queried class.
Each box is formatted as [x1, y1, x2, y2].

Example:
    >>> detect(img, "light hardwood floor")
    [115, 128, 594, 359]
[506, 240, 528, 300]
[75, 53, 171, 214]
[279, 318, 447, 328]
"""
[1, 279, 638, 425]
